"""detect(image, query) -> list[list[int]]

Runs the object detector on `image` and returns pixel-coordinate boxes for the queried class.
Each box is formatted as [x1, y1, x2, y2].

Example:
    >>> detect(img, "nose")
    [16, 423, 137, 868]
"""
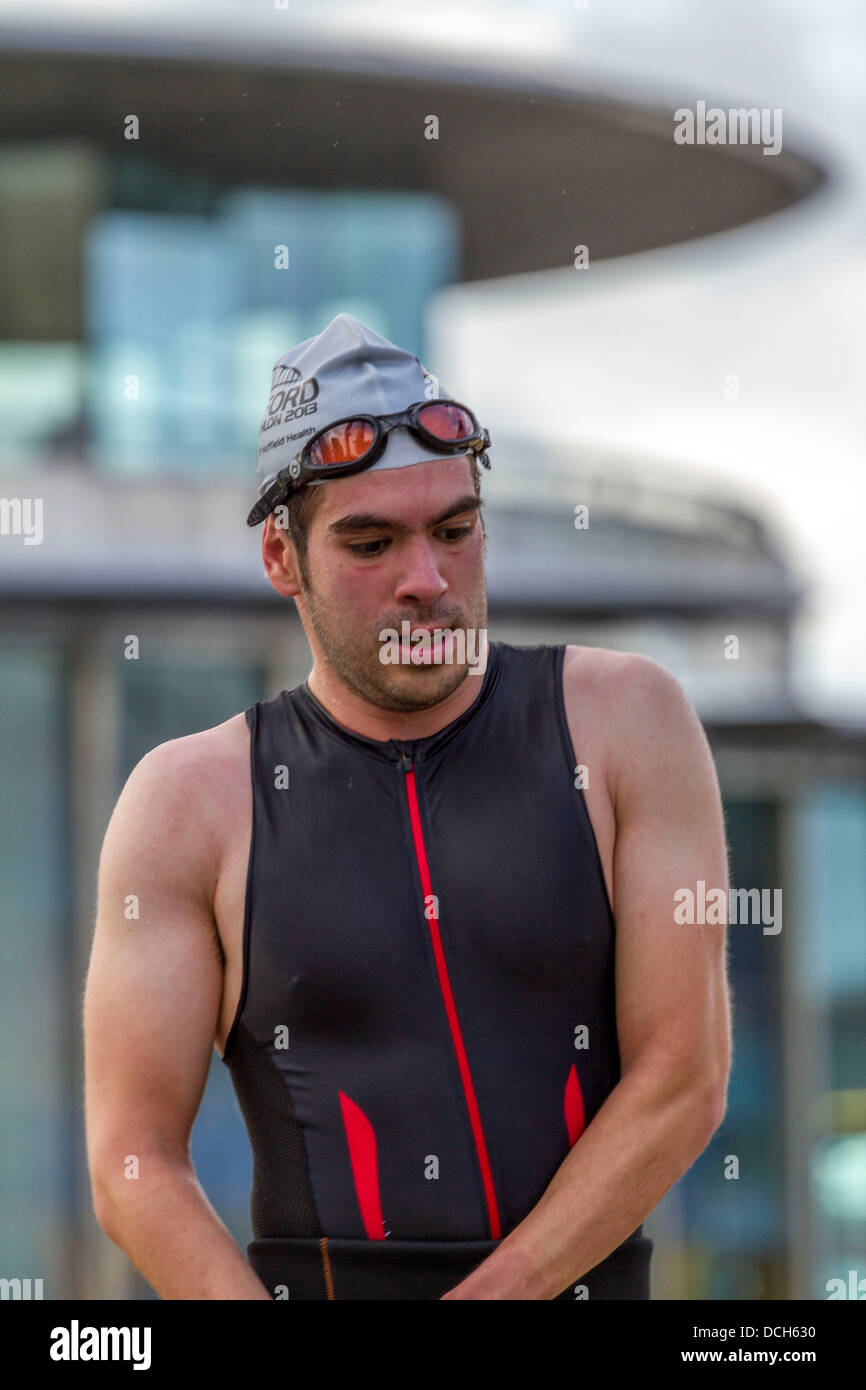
[393, 534, 448, 607]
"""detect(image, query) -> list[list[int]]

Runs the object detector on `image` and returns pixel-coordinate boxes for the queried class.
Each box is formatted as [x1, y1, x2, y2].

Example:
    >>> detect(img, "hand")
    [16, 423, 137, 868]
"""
[439, 1241, 546, 1299]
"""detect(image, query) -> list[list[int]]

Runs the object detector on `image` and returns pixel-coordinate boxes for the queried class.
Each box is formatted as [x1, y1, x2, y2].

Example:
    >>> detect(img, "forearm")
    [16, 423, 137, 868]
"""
[93, 1154, 272, 1300]
[444, 1063, 720, 1300]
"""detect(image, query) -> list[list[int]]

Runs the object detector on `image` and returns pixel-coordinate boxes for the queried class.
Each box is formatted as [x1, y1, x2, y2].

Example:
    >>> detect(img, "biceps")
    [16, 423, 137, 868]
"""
[84, 886, 224, 1167]
[612, 755, 730, 1087]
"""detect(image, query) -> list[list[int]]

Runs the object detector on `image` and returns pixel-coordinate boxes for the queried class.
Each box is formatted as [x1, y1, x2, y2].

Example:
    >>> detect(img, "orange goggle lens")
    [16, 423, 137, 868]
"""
[416, 402, 476, 441]
[308, 419, 377, 468]
[306, 404, 477, 470]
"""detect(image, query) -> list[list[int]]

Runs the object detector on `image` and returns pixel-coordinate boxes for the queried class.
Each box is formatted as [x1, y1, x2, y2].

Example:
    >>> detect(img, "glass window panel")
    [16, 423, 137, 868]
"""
[794, 783, 866, 1298]
[0, 643, 69, 1294]
[656, 798, 786, 1298]
[0, 144, 460, 474]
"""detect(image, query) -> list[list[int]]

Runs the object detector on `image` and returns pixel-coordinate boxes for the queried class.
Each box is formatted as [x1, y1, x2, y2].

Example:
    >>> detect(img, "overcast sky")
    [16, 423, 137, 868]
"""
[415, 0, 866, 720]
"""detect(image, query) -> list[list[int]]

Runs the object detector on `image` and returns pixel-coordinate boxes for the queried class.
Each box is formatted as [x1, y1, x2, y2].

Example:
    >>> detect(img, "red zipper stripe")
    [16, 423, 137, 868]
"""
[403, 766, 501, 1240]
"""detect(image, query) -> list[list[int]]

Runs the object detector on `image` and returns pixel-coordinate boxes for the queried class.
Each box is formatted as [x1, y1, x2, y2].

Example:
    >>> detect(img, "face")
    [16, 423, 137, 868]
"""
[264, 456, 488, 713]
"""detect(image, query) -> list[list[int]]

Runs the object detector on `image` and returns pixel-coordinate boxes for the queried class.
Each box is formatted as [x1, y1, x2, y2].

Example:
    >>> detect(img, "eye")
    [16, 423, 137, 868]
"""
[345, 523, 473, 557]
[438, 525, 473, 542]
[347, 539, 389, 556]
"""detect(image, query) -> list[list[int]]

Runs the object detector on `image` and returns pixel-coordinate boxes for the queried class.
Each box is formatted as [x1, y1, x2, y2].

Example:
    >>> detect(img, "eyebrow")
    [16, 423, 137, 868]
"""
[327, 495, 481, 536]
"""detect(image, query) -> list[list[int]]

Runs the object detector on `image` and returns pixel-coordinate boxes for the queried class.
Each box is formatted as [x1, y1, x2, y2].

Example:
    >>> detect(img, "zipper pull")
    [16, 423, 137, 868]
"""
[389, 738, 414, 773]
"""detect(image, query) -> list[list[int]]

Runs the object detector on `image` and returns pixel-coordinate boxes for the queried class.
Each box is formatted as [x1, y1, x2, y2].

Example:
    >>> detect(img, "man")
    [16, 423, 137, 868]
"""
[84, 313, 731, 1300]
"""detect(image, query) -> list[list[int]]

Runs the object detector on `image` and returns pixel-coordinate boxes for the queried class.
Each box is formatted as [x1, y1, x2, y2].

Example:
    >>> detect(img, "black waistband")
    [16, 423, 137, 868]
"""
[248, 1232, 653, 1301]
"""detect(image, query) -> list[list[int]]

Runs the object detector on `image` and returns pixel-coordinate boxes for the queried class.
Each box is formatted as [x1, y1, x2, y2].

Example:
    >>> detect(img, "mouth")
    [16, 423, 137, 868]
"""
[396, 623, 459, 665]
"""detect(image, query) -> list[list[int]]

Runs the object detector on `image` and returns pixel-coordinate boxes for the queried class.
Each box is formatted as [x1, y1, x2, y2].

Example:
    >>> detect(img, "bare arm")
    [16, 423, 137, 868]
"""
[443, 650, 732, 1299]
[84, 736, 271, 1300]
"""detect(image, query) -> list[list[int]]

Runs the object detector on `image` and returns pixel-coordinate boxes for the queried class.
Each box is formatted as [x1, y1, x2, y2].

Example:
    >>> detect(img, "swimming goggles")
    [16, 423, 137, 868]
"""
[247, 400, 490, 526]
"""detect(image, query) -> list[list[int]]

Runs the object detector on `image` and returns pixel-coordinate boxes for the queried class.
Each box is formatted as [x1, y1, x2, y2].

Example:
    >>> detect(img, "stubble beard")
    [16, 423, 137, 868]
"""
[299, 570, 488, 713]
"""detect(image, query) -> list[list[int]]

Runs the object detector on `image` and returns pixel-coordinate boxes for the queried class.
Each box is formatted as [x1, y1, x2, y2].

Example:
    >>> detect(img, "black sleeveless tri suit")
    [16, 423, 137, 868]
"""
[223, 641, 653, 1299]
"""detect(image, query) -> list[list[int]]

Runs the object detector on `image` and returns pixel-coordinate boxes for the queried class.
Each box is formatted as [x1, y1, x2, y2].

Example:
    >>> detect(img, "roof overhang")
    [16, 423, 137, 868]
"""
[0, 28, 827, 278]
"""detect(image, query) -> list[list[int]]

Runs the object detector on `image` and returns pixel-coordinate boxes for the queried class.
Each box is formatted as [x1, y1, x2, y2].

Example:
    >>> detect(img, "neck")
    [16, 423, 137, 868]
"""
[305, 660, 488, 742]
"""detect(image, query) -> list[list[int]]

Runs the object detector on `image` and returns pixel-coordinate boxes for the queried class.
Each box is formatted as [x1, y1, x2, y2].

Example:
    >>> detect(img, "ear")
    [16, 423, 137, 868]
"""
[262, 516, 303, 598]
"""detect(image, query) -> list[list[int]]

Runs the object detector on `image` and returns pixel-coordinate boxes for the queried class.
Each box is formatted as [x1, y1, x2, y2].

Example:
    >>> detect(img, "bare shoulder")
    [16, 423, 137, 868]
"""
[118, 710, 249, 809]
[563, 643, 699, 728]
[563, 642, 684, 699]
[562, 644, 711, 808]
[102, 711, 251, 895]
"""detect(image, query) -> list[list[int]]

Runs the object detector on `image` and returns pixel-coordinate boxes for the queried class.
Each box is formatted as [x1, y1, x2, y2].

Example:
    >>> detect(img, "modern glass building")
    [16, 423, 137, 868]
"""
[0, 11, 862, 1302]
